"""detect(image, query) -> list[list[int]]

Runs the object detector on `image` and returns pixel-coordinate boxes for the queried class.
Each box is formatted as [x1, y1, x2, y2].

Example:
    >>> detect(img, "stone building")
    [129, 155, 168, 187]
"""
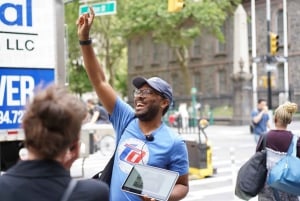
[126, 0, 300, 123]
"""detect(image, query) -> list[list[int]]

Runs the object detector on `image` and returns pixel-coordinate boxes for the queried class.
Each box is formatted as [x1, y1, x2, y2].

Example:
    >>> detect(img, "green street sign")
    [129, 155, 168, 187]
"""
[79, 1, 116, 16]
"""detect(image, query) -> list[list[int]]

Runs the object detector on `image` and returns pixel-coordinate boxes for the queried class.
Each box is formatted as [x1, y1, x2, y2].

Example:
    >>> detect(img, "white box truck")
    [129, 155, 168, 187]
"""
[0, 0, 66, 171]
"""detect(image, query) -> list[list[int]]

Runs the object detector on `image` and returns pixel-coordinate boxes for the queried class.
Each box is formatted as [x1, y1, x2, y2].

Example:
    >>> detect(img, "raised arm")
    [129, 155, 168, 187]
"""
[76, 7, 117, 114]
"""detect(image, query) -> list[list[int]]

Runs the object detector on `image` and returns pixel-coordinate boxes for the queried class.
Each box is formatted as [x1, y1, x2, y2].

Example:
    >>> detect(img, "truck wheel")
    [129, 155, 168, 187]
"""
[0, 141, 22, 171]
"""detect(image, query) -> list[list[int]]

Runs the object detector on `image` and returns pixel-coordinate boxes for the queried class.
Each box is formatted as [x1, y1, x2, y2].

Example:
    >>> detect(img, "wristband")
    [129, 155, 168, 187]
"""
[79, 38, 92, 45]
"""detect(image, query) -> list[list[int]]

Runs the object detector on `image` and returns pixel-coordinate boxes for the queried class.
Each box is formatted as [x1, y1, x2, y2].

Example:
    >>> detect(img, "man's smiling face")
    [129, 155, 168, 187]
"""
[134, 85, 164, 121]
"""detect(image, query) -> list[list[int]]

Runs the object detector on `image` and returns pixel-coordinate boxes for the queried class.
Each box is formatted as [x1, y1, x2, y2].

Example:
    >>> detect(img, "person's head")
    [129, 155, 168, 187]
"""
[257, 98, 267, 110]
[22, 84, 87, 161]
[132, 76, 173, 120]
[274, 101, 298, 127]
[86, 99, 96, 110]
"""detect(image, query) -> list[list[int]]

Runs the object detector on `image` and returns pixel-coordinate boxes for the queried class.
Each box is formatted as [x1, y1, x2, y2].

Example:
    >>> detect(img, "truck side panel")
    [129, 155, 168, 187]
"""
[0, 0, 65, 171]
[0, 68, 54, 130]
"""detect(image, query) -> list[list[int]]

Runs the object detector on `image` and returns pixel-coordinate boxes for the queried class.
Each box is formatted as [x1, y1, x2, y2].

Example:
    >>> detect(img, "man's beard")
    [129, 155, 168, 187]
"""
[135, 104, 160, 121]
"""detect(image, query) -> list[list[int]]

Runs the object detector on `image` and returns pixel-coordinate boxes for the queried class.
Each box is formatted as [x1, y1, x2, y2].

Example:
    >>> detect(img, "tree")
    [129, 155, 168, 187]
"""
[64, 1, 93, 95]
[119, 0, 240, 91]
[64, 0, 240, 96]
[64, 1, 128, 97]
[92, 13, 126, 89]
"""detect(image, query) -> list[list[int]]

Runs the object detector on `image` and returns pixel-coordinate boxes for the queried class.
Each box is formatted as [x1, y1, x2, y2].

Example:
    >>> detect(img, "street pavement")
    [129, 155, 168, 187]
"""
[70, 121, 300, 201]
[181, 123, 257, 201]
[182, 121, 300, 201]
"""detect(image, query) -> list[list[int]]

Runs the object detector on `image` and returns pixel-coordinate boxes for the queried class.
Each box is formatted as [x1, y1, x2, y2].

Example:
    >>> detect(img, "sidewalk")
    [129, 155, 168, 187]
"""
[72, 121, 300, 178]
[178, 120, 300, 137]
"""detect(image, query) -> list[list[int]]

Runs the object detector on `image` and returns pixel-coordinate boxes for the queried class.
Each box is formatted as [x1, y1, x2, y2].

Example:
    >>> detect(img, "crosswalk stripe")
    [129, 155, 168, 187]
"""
[185, 186, 234, 199]
[189, 175, 232, 185]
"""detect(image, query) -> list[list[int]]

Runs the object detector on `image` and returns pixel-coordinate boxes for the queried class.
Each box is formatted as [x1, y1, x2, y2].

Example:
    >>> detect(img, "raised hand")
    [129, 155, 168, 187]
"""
[76, 7, 95, 41]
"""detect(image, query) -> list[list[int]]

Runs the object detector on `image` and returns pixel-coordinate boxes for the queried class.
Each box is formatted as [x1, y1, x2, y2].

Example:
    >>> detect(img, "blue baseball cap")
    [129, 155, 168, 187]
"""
[132, 76, 173, 103]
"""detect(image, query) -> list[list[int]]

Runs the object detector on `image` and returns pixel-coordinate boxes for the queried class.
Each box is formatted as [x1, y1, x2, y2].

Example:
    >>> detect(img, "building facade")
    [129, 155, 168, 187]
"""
[127, 0, 300, 119]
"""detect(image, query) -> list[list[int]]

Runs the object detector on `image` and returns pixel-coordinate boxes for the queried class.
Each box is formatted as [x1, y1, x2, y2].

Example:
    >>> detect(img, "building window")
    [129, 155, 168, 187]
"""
[217, 69, 226, 94]
[128, 40, 133, 67]
[277, 64, 284, 90]
[248, 18, 252, 51]
[191, 36, 201, 58]
[277, 9, 284, 46]
[216, 24, 226, 54]
[171, 73, 180, 97]
[193, 72, 201, 93]
[136, 40, 143, 66]
[152, 42, 160, 65]
[169, 48, 177, 62]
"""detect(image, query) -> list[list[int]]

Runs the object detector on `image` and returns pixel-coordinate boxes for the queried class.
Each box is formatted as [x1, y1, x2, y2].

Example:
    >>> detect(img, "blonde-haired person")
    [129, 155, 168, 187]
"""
[256, 101, 300, 201]
[0, 84, 109, 201]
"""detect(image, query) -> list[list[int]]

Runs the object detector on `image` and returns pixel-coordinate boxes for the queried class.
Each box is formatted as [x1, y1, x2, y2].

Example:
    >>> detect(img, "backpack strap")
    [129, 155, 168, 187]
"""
[92, 116, 136, 180]
[256, 133, 267, 152]
[272, 189, 280, 201]
[60, 179, 78, 201]
[116, 115, 136, 146]
[287, 135, 298, 156]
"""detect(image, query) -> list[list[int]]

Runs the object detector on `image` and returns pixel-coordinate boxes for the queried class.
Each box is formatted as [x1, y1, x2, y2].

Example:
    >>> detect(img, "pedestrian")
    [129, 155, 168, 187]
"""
[256, 101, 300, 201]
[178, 103, 189, 129]
[0, 84, 109, 201]
[77, 7, 189, 201]
[86, 99, 110, 124]
[251, 98, 271, 142]
[86, 98, 111, 152]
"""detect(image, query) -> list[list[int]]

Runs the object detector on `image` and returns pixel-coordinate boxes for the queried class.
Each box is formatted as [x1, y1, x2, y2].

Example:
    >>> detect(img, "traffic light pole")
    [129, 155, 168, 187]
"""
[266, 0, 272, 110]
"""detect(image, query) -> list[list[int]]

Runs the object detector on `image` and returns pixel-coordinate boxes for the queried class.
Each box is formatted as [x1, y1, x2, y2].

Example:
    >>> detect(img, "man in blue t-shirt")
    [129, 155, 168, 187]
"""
[77, 8, 189, 201]
[251, 99, 271, 142]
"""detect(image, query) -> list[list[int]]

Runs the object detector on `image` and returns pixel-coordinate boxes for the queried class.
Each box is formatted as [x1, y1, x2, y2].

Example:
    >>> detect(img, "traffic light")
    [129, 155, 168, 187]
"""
[261, 75, 276, 88]
[269, 32, 279, 55]
[168, 0, 184, 12]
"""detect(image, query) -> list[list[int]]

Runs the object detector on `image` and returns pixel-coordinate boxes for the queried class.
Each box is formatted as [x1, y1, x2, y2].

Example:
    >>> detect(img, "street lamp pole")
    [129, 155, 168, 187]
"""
[251, 0, 258, 108]
[266, 0, 272, 110]
[283, 0, 289, 101]
[191, 87, 197, 127]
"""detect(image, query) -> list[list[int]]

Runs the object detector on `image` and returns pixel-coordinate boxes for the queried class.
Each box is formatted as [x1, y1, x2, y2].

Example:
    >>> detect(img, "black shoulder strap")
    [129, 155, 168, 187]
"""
[60, 179, 78, 201]
[92, 116, 136, 180]
[256, 133, 267, 152]
[111, 115, 136, 155]
[117, 115, 136, 144]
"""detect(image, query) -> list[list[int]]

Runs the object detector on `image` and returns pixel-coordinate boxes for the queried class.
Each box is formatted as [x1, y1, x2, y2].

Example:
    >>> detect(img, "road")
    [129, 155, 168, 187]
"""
[71, 121, 300, 201]
[182, 124, 257, 201]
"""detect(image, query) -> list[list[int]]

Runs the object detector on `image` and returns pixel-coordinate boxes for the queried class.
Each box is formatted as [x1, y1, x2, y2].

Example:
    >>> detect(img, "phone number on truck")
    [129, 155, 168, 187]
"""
[0, 110, 24, 124]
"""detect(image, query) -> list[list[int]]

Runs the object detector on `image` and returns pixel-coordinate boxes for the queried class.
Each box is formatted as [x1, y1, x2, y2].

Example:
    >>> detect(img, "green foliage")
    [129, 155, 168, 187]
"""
[118, 0, 240, 91]
[212, 106, 233, 117]
[119, 0, 241, 47]
[64, 0, 241, 96]
[64, 1, 81, 60]
[64, 1, 92, 95]
[92, 14, 127, 88]
[67, 63, 93, 96]
[64, 1, 128, 96]
[114, 48, 128, 98]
